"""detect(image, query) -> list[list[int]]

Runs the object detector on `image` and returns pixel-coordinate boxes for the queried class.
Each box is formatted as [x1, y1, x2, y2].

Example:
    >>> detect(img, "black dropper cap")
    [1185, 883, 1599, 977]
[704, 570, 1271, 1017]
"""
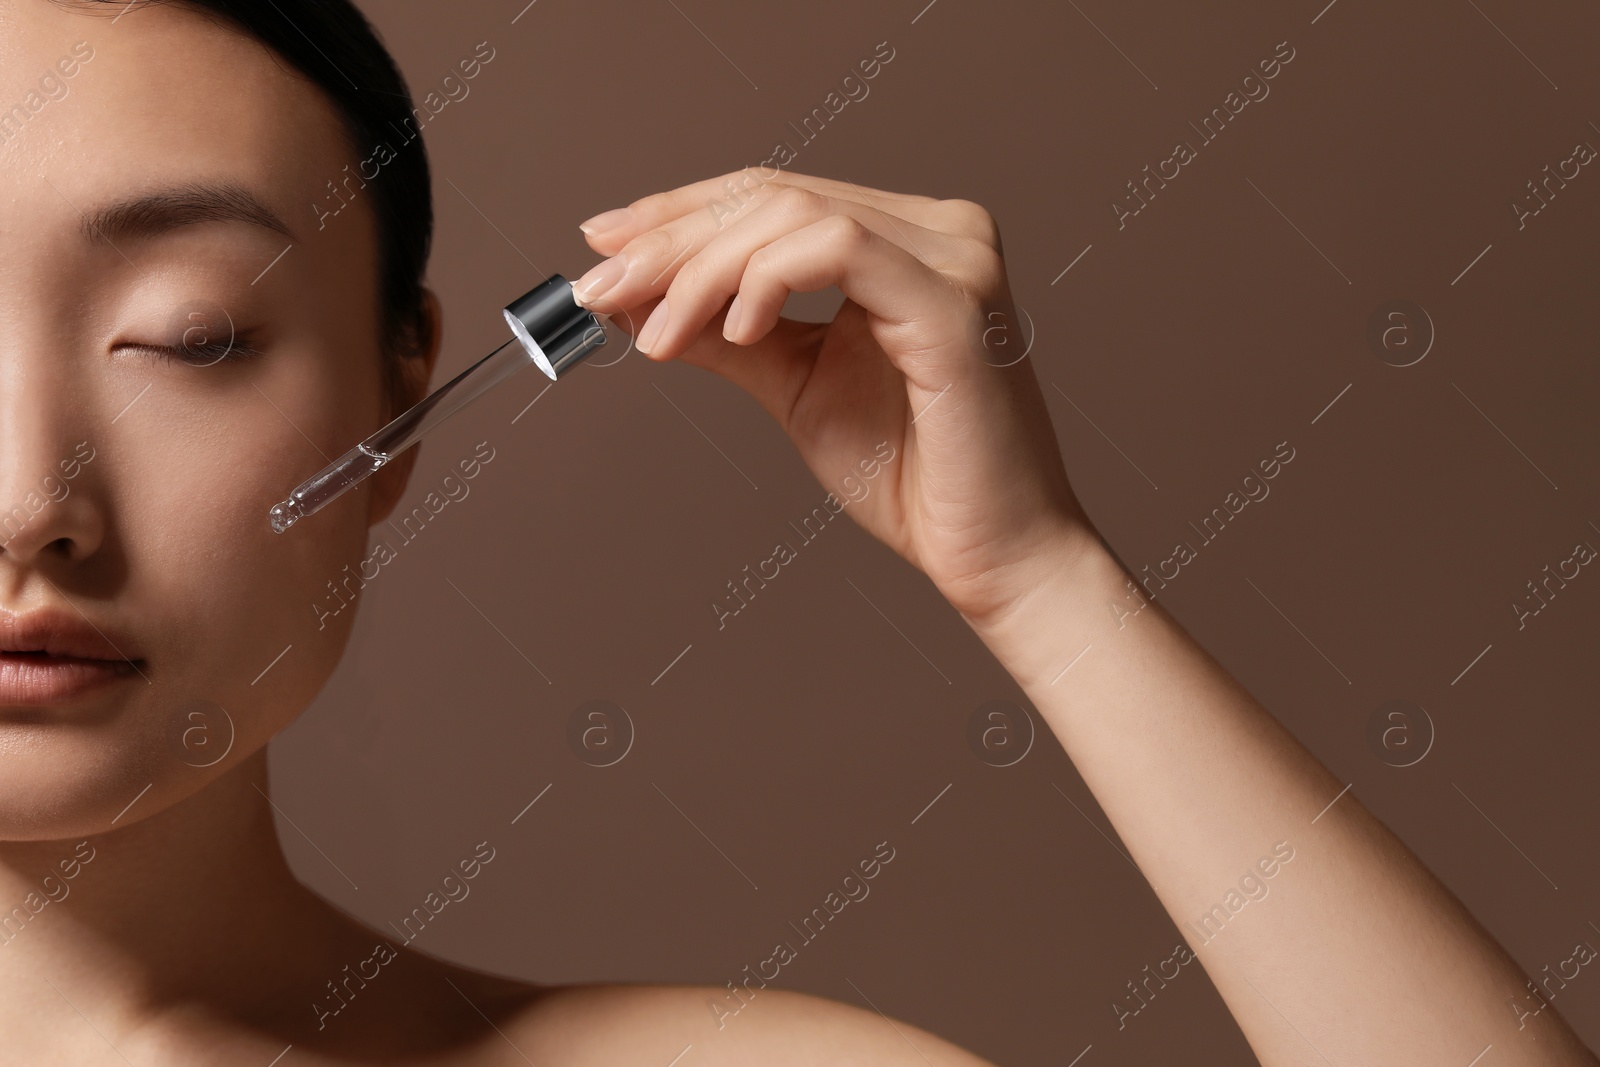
[502, 274, 608, 381]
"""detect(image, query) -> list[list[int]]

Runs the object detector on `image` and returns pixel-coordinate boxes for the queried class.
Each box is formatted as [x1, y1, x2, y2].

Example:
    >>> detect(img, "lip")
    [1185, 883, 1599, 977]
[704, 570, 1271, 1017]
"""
[0, 608, 145, 707]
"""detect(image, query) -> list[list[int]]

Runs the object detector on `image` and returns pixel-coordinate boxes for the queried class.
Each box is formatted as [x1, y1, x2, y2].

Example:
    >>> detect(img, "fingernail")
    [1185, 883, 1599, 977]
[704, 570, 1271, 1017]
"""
[722, 295, 743, 342]
[572, 256, 626, 306]
[637, 299, 670, 355]
[578, 207, 633, 236]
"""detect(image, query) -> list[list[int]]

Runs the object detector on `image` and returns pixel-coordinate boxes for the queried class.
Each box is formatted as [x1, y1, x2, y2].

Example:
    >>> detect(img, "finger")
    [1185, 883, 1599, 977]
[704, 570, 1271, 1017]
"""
[724, 214, 976, 400]
[587, 167, 935, 233]
[581, 185, 964, 331]
[579, 168, 978, 255]
[715, 220, 1052, 531]
[595, 290, 830, 437]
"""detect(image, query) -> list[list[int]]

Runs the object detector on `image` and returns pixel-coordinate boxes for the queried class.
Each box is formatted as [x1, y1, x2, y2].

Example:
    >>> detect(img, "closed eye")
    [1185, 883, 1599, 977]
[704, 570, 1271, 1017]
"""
[125, 336, 263, 367]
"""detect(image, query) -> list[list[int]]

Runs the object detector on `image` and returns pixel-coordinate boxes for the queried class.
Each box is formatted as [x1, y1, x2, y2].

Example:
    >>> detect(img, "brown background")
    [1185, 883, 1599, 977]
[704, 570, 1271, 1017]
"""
[269, 0, 1600, 1062]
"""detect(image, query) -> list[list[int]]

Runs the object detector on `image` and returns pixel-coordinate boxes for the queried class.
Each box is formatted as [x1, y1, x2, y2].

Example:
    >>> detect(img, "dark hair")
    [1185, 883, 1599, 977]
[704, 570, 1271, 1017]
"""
[54, 0, 434, 405]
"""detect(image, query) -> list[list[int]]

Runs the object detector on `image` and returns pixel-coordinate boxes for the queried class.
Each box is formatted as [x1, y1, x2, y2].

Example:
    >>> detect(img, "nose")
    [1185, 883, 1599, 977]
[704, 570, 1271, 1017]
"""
[0, 363, 106, 568]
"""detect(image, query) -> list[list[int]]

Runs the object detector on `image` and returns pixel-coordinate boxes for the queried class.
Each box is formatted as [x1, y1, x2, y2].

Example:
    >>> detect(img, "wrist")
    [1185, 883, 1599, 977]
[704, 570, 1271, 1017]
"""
[957, 524, 1136, 692]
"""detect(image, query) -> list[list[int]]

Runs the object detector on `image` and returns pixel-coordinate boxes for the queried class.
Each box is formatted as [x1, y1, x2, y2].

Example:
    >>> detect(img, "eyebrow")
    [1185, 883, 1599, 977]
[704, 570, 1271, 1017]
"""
[80, 183, 298, 247]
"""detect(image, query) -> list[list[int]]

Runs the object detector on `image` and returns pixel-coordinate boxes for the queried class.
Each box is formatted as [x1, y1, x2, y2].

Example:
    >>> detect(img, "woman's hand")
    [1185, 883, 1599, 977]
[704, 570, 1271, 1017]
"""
[569, 172, 1600, 1067]
[572, 168, 1098, 625]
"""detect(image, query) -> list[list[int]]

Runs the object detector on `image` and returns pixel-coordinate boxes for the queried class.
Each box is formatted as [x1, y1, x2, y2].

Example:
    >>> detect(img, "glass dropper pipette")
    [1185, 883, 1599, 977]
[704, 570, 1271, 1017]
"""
[268, 274, 607, 534]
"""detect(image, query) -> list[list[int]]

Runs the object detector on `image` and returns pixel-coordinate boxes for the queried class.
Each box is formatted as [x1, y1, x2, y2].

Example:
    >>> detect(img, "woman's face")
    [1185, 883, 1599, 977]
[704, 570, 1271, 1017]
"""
[0, 0, 419, 839]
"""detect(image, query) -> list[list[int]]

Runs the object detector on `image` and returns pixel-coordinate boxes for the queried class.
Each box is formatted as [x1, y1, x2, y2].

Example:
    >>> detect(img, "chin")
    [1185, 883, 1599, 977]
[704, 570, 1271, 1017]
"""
[0, 706, 248, 842]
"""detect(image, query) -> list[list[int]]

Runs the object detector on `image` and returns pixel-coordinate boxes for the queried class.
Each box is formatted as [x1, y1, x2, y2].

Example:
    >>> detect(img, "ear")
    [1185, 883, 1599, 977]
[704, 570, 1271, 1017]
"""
[367, 288, 443, 528]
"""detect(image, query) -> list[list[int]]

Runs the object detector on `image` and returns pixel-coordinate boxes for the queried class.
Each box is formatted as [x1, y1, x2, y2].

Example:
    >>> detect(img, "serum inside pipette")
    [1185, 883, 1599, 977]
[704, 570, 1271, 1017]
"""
[269, 443, 392, 533]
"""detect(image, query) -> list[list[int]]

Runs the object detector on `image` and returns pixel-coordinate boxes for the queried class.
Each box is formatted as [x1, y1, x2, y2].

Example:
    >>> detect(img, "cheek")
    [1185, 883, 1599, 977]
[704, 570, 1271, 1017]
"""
[0, 463, 374, 841]
[113, 355, 382, 744]
[4, 379, 382, 837]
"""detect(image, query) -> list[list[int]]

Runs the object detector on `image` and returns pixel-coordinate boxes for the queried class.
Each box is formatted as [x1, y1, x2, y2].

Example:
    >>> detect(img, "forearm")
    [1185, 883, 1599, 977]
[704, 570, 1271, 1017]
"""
[963, 531, 1595, 1066]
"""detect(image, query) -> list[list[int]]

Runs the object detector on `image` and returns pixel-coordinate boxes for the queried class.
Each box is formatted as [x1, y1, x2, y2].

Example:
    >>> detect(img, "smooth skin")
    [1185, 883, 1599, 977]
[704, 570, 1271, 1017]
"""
[0, 2, 1590, 1065]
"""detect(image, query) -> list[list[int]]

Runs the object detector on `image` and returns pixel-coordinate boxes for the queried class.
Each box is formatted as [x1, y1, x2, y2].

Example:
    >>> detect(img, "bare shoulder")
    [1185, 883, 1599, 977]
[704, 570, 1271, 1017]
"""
[496, 981, 1001, 1066]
